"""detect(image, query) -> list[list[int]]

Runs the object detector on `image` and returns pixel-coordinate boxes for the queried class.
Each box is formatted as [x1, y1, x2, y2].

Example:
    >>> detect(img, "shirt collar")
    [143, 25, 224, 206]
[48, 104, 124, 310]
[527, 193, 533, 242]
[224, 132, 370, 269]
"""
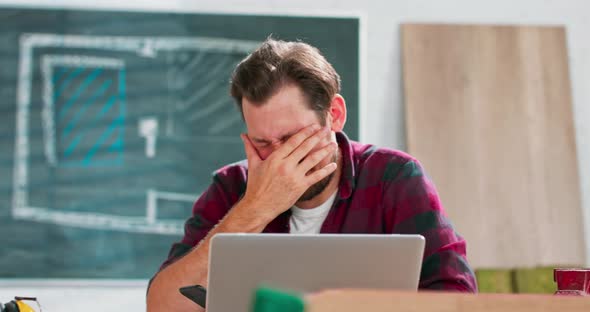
[336, 131, 355, 200]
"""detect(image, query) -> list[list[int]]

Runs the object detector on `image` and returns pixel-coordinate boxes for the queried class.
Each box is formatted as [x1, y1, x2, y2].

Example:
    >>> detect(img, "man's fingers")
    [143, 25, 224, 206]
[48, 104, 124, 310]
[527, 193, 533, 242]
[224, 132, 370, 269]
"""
[271, 124, 320, 160]
[305, 162, 337, 185]
[287, 127, 331, 164]
[298, 141, 337, 174]
[241, 134, 261, 166]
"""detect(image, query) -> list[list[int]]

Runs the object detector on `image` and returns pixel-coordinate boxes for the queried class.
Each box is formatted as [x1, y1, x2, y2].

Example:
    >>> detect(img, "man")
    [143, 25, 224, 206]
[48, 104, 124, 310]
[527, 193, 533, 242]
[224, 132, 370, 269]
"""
[147, 38, 477, 311]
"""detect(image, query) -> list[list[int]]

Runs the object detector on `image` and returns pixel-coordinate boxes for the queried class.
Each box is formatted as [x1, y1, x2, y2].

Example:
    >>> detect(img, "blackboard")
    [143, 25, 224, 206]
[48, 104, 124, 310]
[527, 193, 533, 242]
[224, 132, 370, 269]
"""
[0, 7, 360, 278]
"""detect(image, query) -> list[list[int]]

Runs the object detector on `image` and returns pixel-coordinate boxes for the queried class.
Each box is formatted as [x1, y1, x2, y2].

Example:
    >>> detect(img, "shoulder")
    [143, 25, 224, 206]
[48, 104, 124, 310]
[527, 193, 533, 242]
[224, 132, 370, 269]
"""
[352, 141, 415, 164]
[211, 159, 248, 195]
[351, 141, 422, 181]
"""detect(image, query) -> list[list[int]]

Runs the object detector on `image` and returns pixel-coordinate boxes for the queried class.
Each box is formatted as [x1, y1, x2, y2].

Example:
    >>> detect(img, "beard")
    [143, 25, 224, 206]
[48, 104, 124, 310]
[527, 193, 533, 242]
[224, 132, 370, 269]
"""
[297, 151, 338, 202]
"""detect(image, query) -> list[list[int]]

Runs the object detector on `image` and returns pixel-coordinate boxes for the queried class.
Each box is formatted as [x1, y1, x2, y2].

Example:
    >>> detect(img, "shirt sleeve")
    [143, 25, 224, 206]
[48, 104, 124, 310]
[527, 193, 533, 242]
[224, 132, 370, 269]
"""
[157, 173, 237, 271]
[383, 159, 478, 292]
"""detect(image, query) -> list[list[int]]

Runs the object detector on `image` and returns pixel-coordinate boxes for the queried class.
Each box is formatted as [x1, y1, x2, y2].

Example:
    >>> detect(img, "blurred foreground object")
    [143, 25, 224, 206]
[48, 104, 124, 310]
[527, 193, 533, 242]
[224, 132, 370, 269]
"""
[554, 268, 590, 296]
[0, 297, 40, 312]
[252, 287, 590, 312]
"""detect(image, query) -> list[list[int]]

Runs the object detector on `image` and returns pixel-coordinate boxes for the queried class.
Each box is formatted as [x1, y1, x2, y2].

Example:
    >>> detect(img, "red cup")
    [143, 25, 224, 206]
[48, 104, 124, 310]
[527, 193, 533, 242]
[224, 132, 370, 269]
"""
[554, 268, 590, 296]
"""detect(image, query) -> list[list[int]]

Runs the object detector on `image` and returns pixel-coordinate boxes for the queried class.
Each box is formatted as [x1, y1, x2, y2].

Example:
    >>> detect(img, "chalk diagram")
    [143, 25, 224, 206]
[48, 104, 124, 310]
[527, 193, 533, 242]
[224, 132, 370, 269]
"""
[13, 34, 258, 235]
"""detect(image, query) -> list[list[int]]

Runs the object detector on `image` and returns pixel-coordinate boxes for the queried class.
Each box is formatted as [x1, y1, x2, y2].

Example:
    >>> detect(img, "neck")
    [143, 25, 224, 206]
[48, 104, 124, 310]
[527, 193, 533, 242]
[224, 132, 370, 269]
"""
[295, 148, 343, 209]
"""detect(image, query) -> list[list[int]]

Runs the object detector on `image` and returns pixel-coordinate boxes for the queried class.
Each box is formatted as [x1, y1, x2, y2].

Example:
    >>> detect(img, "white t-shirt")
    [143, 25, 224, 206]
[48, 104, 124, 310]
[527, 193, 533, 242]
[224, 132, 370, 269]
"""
[289, 191, 337, 234]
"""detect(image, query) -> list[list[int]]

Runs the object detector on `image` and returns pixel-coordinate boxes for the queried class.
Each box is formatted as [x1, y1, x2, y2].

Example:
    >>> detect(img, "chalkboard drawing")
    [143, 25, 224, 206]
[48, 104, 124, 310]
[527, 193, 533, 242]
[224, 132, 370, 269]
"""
[13, 34, 258, 235]
[41, 55, 126, 167]
[139, 117, 158, 158]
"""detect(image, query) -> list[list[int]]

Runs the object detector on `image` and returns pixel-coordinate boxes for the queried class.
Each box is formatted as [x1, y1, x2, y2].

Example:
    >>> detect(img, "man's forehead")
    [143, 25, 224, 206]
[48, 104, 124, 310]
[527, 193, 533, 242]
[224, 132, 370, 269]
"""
[249, 125, 308, 142]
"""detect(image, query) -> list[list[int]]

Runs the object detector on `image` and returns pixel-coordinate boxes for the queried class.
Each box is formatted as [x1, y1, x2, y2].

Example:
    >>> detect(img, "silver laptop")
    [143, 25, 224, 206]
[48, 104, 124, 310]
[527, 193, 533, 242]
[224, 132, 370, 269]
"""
[206, 233, 425, 312]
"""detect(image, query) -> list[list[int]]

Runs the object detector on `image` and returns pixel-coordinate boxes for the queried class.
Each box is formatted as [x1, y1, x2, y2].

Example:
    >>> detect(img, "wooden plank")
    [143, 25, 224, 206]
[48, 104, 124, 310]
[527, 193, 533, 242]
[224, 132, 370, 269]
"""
[402, 24, 585, 268]
[306, 290, 590, 312]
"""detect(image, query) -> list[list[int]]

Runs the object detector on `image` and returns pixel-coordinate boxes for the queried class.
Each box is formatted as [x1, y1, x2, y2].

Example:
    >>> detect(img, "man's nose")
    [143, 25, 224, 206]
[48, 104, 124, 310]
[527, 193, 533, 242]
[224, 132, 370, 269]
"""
[259, 141, 283, 160]
[266, 141, 283, 157]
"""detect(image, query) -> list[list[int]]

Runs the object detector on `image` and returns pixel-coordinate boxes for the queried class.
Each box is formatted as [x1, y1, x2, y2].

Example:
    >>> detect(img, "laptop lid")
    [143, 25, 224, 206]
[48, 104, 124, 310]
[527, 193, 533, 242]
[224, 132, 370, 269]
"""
[206, 233, 425, 312]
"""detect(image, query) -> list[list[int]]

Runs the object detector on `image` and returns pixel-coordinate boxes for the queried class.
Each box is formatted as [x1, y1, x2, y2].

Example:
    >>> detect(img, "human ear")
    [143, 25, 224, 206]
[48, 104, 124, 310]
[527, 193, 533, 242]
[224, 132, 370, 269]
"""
[328, 94, 347, 132]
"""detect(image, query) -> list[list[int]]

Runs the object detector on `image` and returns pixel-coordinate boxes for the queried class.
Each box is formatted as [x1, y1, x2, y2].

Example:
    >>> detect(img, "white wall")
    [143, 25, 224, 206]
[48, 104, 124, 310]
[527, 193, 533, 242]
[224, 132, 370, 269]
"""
[1, 0, 589, 311]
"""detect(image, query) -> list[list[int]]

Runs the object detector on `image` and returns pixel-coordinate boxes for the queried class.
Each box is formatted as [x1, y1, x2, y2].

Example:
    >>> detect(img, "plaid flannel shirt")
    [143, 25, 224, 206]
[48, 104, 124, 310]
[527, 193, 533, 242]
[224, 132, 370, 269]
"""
[159, 132, 477, 292]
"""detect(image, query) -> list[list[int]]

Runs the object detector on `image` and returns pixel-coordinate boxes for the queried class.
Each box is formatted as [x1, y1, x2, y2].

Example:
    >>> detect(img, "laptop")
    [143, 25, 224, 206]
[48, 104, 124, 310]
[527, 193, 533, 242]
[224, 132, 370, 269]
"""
[204, 233, 425, 312]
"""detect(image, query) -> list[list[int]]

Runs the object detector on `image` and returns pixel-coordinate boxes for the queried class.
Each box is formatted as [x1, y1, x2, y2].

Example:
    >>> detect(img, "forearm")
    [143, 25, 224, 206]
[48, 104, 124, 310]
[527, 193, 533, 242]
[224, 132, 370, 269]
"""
[146, 199, 272, 312]
[417, 243, 478, 293]
[147, 242, 208, 312]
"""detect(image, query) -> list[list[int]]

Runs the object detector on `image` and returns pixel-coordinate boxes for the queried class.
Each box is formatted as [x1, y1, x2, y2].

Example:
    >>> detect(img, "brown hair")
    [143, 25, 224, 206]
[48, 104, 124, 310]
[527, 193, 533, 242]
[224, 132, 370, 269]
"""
[230, 38, 341, 123]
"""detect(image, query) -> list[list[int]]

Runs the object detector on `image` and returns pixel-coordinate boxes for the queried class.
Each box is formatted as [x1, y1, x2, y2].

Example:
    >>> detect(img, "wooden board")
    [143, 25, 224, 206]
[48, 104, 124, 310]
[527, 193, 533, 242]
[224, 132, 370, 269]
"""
[402, 24, 585, 268]
[306, 290, 590, 312]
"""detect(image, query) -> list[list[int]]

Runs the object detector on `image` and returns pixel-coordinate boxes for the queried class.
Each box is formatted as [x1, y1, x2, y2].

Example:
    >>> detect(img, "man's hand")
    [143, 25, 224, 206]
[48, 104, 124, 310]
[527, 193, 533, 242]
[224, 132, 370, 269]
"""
[238, 125, 337, 223]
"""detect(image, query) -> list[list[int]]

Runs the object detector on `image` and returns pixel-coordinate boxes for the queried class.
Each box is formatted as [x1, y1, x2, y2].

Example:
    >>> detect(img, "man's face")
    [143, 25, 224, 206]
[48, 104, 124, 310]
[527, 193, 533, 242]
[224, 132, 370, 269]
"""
[242, 83, 337, 202]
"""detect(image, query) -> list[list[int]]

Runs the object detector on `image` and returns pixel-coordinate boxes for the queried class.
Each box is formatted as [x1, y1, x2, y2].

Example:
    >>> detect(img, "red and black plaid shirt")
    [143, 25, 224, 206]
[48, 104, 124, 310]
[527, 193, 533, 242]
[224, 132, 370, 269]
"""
[159, 132, 477, 292]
